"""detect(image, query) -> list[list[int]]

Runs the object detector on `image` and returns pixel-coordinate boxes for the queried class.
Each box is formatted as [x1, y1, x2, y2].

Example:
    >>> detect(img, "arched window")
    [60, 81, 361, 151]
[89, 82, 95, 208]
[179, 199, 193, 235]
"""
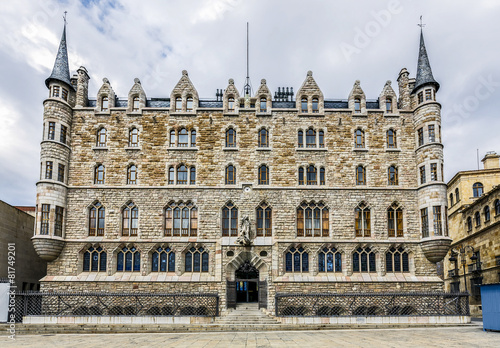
[318, 130, 324, 148]
[127, 165, 137, 185]
[101, 96, 109, 111]
[387, 204, 403, 237]
[356, 165, 366, 185]
[129, 128, 139, 147]
[301, 97, 308, 113]
[495, 199, 500, 216]
[186, 97, 193, 111]
[185, 247, 209, 272]
[298, 130, 304, 147]
[97, 128, 107, 147]
[226, 128, 236, 147]
[355, 129, 364, 148]
[94, 164, 105, 184]
[191, 130, 196, 147]
[258, 128, 269, 147]
[298, 167, 304, 185]
[387, 129, 396, 148]
[260, 97, 267, 112]
[222, 201, 238, 236]
[168, 166, 175, 185]
[455, 188, 460, 202]
[306, 129, 316, 148]
[318, 247, 341, 272]
[467, 217, 472, 232]
[165, 201, 197, 236]
[225, 165, 236, 184]
[296, 201, 329, 237]
[473, 183, 484, 197]
[386, 97, 393, 113]
[178, 128, 188, 147]
[190, 167, 196, 185]
[117, 247, 140, 272]
[177, 164, 188, 184]
[320, 167, 325, 185]
[306, 165, 317, 185]
[386, 247, 409, 272]
[83, 246, 107, 272]
[449, 193, 454, 206]
[228, 97, 235, 112]
[258, 165, 269, 185]
[484, 205, 490, 222]
[354, 98, 361, 113]
[169, 130, 176, 146]
[256, 202, 272, 237]
[475, 211, 481, 227]
[285, 247, 308, 272]
[353, 247, 376, 273]
[388, 166, 398, 185]
[132, 96, 140, 111]
[89, 202, 105, 236]
[175, 97, 182, 112]
[312, 98, 319, 113]
[355, 202, 371, 237]
[152, 247, 175, 272]
[122, 202, 138, 236]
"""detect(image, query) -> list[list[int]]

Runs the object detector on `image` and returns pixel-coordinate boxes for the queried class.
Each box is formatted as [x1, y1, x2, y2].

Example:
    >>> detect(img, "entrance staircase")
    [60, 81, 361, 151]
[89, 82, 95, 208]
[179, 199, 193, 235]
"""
[213, 302, 281, 328]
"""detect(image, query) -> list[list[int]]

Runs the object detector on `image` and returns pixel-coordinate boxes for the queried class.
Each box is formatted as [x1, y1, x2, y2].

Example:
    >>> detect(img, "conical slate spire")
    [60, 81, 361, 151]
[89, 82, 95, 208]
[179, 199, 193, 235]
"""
[45, 23, 73, 89]
[412, 30, 439, 93]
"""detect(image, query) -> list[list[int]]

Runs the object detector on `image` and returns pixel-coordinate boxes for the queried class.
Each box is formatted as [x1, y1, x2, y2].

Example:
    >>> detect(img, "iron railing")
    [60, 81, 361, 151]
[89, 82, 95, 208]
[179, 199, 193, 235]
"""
[275, 292, 469, 317]
[11, 292, 219, 322]
[448, 269, 459, 278]
[468, 262, 482, 273]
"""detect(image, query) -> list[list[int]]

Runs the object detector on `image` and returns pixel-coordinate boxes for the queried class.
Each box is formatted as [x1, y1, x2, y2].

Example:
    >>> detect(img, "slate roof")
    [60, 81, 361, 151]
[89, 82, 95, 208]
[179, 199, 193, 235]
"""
[45, 24, 73, 89]
[412, 30, 439, 93]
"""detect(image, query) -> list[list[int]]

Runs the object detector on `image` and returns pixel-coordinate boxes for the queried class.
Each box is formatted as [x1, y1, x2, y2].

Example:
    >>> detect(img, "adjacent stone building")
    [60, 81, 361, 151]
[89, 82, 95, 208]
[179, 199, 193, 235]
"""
[32, 24, 451, 312]
[444, 152, 500, 316]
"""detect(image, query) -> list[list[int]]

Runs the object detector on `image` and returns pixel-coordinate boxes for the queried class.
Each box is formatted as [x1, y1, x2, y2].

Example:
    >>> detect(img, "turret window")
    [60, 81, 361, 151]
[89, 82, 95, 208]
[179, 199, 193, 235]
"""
[419, 166, 426, 184]
[52, 86, 60, 98]
[94, 164, 105, 184]
[222, 201, 238, 236]
[122, 202, 138, 236]
[428, 125, 435, 142]
[89, 202, 105, 236]
[48, 122, 55, 140]
[433, 206, 442, 235]
[61, 88, 68, 101]
[41, 204, 50, 235]
[417, 128, 424, 146]
[117, 247, 140, 272]
[97, 128, 106, 147]
[421, 208, 429, 238]
[60, 125, 67, 144]
[353, 247, 376, 273]
[417, 92, 423, 104]
[129, 128, 139, 147]
[425, 89, 433, 101]
[164, 201, 197, 237]
[473, 182, 483, 197]
[57, 164, 65, 183]
[355, 202, 370, 237]
[430, 163, 438, 181]
[101, 96, 109, 111]
[45, 161, 53, 180]
[132, 97, 139, 111]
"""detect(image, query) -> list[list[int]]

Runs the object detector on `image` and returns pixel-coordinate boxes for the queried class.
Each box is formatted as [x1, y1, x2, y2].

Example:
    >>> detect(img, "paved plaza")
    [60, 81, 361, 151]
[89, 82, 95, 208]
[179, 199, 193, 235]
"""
[3, 324, 500, 347]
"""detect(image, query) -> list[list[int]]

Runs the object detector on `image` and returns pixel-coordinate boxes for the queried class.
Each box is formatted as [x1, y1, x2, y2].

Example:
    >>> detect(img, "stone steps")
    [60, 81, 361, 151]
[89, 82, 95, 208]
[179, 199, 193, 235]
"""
[214, 303, 281, 326]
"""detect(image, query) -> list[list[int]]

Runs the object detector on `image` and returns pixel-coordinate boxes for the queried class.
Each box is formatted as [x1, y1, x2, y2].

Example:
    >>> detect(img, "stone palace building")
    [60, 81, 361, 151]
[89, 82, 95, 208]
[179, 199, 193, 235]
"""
[32, 23, 451, 311]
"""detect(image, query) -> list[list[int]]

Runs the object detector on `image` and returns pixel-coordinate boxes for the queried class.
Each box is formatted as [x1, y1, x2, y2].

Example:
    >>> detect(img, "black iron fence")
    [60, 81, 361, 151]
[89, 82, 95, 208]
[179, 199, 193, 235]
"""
[275, 292, 469, 317]
[11, 292, 219, 322]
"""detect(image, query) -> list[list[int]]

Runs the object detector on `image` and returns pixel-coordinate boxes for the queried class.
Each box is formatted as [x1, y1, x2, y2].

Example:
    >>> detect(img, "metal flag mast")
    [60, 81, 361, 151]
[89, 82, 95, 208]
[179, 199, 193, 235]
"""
[243, 22, 252, 97]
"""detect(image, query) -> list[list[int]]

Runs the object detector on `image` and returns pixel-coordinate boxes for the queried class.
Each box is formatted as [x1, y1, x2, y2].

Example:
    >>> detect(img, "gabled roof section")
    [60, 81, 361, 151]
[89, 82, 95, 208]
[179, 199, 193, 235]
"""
[255, 79, 271, 98]
[170, 70, 199, 99]
[296, 71, 323, 99]
[45, 23, 73, 89]
[412, 30, 439, 94]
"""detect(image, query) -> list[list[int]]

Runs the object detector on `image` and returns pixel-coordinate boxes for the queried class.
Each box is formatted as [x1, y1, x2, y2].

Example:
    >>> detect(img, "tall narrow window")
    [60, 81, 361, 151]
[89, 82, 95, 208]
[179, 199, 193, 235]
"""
[320, 167, 325, 185]
[45, 161, 53, 180]
[258, 165, 269, 185]
[222, 201, 238, 236]
[175, 97, 182, 111]
[226, 128, 236, 147]
[417, 128, 424, 146]
[117, 247, 140, 272]
[164, 201, 197, 236]
[433, 206, 442, 236]
[190, 167, 196, 185]
[355, 129, 364, 148]
[473, 182, 483, 197]
[353, 247, 376, 272]
[298, 130, 304, 148]
[386, 247, 409, 272]
[228, 97, 235, 112]
[122, 202, 138, 236]
[495, 199, 500, 216]
[101, 96, 109, 111]
[355, 203, 371, 237]
[83, 246, 106, 272]
[285, 247, 309, 272]
[94, 164, 105, 184]
[89, 202, 105, 236]
[260, 97, 267, 112]
[62, 88, 68, 101]
[226, 165, 235, 184]
[127, 165, 137, 185]
[185, 247, 208, 272]
[386, 97, 393, 113]
[256, 202, 272, 237]
[97, 128, 106, 147]
[387, 204, 403, 237]
[54, 206, 64, 237]
[177, 164, 188, 184]
[41, 204, 50, 235]
[484, 206, 490, 222]
[191, 130, 196, 147]
[301, 97, 308, 113]
[178, 128, 188, 147]
[354, 98, 361, 113]
[52, 86, 60, 98]
[312, 98, 319, 113]
[356, 165, 366, 185]
[455, 188, 460, 202]
[152, 247, 175, 272]
[387, 129, 396, 148]
[418, 91, 423, 104]
[421, 208, 429, 238]
[132, 96, 139, 111]
[428, 125, 435, 142]
[430, 163, 438, 181]
[129, 128, 139, 147]
[450, 193, 454, 206]
[48, 122, 55, 140]
[258, 128, 269, 147]
[425, 89, 432, 101]
[186, 97, 193, 111]
[60, 125, 67, 144]
[318, 130, 324, 148]
[169, 130, 176, 146]
[420, 166, 426, 184]
[474, 211, 481, 227]
[467, 217, 472, 231]
[388, 166, 398, 185]
[58, 164, 65, 182]
[168, 166, 175, 185]
[318, 247, 342, 273]
[306, 129, 316, 148]
[296, 201, 329, 237]
[306, 165, 317, 185]
[298, 167, 304, 185]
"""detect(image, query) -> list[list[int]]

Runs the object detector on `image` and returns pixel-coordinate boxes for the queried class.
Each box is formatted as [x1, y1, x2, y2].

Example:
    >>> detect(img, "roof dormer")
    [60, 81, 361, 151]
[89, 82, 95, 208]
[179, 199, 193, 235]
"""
[295, 71, 324, 115]
[170, 70, 199, 114]
[348, 80, 366, 115]
[379, 80, 398, 115]
[127, 78, 146, 114]
[223, 78, 240, 114]
[96, 78, 115, 113]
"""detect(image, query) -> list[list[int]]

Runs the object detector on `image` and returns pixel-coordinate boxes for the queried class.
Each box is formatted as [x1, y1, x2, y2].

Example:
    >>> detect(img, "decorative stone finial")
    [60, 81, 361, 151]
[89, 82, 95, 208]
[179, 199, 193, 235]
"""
[182, 70, 188, 76]
[307, 71, 313, 77]
[103, 77, 109, 84]
[261, 79, 266, 85]
[134, 78, 141, 84]
[354, 80, 360, 85]
[229, 78, 234, 85]
[385, 80, 391, 86]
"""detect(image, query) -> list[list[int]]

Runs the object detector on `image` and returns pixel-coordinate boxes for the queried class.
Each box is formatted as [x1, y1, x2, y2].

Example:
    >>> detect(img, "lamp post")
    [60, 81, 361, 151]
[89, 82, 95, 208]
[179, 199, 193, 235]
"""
[449, 245, 475, 293]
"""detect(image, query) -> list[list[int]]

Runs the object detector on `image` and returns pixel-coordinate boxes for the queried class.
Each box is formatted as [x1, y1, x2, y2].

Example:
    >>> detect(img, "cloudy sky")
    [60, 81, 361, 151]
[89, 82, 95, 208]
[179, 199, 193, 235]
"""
[1, 0, 499, 206]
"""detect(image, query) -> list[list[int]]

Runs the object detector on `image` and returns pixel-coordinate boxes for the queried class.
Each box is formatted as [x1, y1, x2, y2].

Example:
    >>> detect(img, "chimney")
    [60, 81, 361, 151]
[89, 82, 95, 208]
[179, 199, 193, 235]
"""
[482, 151, 500, 169]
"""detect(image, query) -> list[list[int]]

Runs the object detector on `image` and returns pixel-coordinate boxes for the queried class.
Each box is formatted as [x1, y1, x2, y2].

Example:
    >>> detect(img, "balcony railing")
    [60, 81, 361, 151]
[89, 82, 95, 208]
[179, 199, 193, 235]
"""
[468, 262, 482, 273]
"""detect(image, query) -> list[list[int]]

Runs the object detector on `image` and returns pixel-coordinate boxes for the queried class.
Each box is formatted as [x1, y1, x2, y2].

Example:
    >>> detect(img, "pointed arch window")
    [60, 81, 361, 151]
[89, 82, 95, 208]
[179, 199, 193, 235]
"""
[129, 128, 139, 147]
[484, 205, 490, 222]
[132, 96, 140, 111]
[89, 202, 105, 236]
[296, 201, 329, 237]
[190, 167, 196, 185]
[355, 202, 371, 237]
[356, 165, 366, 185]
[101, 96, 109, 111]
[298, 130, 304, 148]
[97, 128, 107, 147]
[355, 129, 365, 148]
[318, 247, 341, 273]
[473, 182, 483, 197]
[260, 97, 267, 112]
[258, 128, 269, 147]
[285, 247, 309, 272]
[387, 129, 396, 148]
[301, 97, 308, 113]
[306, 165, 317, 185]
[122, 202, 138, 236]
[175, 97, 182, 112]
[186, 97, 193, 111]
[354, 98, 361, 113]
[117, 247, 140, 272]
[306, 129, 316, 148]
[228, 97, 235, 112]
[83, 246, 107, 272]
[256, 202, 272, 237]
[258, 165, 269, 185]
[41, 204, 50, 235]
[127, 165, 137, 185]
[152, 247, 175, 272]
[177, 164, 188, 184]
[226, 128, 236, 147]
[185, 247, 209, 272]
[388, 166, 398, 185]
[178, 128, 188, 147]
[312, 98, 319, 113]
[94, 164, 105, 184]
[386, 247, 409, 272]
[165, 201, 197, 237]
[353, 247, 376, 273]
[386, 97, 393, 113]
[191, 130, 196, 147]
[222, 201, 238, 236]
[388, 204, 403, 237]
[225, 165, 236, 184]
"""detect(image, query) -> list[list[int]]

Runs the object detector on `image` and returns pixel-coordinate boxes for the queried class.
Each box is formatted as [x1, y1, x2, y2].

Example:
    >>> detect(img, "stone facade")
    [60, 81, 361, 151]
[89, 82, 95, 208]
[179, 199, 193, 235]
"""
[33, 26, 450, 313]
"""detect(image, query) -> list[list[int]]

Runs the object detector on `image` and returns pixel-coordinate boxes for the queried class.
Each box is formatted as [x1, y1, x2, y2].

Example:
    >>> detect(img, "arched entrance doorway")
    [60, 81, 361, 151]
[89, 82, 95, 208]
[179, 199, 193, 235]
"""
[235, 261, 259, 303]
